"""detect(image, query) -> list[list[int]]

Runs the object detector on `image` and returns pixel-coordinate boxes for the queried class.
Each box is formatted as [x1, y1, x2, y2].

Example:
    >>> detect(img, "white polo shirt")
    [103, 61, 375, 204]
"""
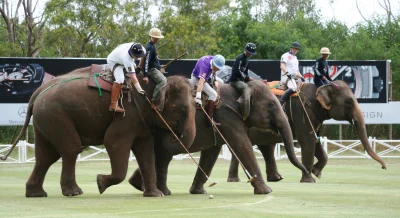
[280, 51, 299, 78]
[107, 43, 145, 73]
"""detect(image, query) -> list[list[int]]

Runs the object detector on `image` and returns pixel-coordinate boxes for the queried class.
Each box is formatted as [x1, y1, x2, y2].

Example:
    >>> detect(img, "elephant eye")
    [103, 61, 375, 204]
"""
[345, 99, 353, 105]
[268, 102, 275, 109]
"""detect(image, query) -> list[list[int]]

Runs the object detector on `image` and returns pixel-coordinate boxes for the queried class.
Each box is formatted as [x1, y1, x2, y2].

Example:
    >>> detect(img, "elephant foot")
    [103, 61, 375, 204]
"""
[300, 174, 316, 183]
[62, 185, 83, 197]
[143, 188, 164, 197]
[25, 184, 48, 197]
[254, 184, 273, 194]
[267, 173, 284, 182]
[189, 185, 207, 194]
[128, 171, 144, 192]
[312, 167, 322, 179]
[158, 185, 172, 195]
[227, 177, 240, 182]
[97, 174, 110, 194]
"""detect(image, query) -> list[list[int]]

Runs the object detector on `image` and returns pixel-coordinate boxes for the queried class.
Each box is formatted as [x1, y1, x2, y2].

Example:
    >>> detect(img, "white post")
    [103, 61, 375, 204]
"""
[323, 136, 328, 153]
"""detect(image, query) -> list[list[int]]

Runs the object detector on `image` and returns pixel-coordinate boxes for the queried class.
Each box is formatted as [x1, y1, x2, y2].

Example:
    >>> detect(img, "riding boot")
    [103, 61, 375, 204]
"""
[206, 100, 221, 127]
[109, 82, 125, 113]
[280, 89, 295, 106]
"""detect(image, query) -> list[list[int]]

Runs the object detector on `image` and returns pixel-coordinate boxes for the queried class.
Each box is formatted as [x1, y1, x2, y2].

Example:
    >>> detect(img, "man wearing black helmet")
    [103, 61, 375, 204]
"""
[107, 42, 146, 113]
[279, 41, 304, 106]
[228, 42, 256, 120]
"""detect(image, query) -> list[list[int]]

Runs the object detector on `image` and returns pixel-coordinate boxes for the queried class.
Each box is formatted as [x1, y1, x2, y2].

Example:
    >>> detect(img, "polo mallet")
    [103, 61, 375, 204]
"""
[145, 96, 217, 187]
[286, 76, 320, 141]
[200, 107, 255, 183]
[163, 52, 188, 68]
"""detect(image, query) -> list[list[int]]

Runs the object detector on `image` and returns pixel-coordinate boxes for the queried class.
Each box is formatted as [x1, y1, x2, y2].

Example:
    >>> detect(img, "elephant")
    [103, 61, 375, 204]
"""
[4, 66, 196, 197]
[227, 81, 387, 183]
[128, 80, 309, 195]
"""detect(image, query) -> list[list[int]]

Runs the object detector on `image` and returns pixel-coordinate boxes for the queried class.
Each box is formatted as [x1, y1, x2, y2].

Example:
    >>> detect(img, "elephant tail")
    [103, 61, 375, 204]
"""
[0, 102, 34, 161]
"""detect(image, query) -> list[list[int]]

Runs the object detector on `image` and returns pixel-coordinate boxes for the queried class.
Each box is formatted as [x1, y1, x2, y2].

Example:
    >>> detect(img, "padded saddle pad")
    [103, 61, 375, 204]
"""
[87, 64, 131, 92]
[264, 80, 303, 97]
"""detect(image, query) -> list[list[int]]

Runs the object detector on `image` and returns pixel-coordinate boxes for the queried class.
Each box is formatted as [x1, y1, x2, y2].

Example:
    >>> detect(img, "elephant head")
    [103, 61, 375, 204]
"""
[243, 80, 309, 174]
[316, 81, 386, 169]
[151, 76, 196, 150]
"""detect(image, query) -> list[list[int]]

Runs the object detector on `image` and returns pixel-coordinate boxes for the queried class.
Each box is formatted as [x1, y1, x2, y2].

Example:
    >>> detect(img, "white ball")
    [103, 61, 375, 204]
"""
[209, 195, 214, 199]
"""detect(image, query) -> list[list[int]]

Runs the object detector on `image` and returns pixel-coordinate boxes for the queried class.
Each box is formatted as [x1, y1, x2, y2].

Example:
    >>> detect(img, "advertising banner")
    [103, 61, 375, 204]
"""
[0, 58, 390, 126]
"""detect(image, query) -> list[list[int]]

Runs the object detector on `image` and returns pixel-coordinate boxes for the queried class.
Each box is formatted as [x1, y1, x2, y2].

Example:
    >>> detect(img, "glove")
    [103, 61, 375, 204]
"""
[138, 90, 146, 96]
[135, 67, 141, 74]
[286, 73, 292, 79]
[300, 77, 305, 82]
[195, 92, 202, 106]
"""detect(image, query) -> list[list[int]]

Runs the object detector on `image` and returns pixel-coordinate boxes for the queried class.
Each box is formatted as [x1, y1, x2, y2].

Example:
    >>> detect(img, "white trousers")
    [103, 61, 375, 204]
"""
[189, 74, 219, 101]
[280, 75, 297, 91]
[107, 62, 125, 84]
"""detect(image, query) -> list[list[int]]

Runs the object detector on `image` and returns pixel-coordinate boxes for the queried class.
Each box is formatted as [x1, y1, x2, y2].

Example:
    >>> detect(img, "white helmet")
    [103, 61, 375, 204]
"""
[149, 28, 164, 38]
[212, 55, 225, 70]
[320, 47, 331, 54]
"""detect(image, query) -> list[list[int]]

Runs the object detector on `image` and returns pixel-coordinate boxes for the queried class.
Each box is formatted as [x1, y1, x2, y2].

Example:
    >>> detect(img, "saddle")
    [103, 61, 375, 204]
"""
[264, 80, 304, 97]
[87, 64, 132, 93]
[192, 81, 223, 109]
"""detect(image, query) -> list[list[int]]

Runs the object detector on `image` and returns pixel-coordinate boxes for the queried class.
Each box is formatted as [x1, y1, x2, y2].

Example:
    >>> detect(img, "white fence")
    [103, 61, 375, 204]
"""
[1, 137, 399, 163]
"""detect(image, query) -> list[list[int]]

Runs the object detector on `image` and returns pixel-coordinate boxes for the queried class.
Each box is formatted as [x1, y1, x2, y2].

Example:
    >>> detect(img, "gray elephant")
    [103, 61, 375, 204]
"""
[3, 66, 196, 197]
[227, 81, 386, 183]
[128, 80, 309, 195]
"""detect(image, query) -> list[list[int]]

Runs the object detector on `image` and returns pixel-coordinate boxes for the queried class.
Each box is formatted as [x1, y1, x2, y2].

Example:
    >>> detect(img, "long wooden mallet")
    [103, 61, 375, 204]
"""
[163, 52, 188, 68]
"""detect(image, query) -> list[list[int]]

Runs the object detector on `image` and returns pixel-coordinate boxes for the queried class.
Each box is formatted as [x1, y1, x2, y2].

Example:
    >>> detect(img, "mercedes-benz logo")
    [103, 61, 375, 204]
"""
[18, 106, 28, 117]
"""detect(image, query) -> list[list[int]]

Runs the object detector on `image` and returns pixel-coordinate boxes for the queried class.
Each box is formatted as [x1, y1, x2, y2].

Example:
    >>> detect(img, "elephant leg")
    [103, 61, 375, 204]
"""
[189, 145, 222, 194]
[129, 168, 144, 192]
[26, 130, 60, 197]
[312, 140, 328, 179]
[128, 144, 174, 196]
[60, 152, 82, 196]
[131, 135, 164, 197]
[154, 143, 173, 195]
[97, 132, 133, 194]
[296, 131, 317, 183]
[227, 157, 240, 182]
[257, 144, 283, 182]
[222, 126, 272, 194]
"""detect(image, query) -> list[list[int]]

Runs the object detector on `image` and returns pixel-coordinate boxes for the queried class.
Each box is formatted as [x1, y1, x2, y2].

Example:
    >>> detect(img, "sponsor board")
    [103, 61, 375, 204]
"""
[1, 102, 400, 126]
[324, 102, 400, 124]
[0, 104, 32, 126]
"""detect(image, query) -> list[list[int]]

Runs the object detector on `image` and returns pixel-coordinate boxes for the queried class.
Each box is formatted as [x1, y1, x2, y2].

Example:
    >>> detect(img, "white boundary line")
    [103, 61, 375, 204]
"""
[21, 195, 274, 218]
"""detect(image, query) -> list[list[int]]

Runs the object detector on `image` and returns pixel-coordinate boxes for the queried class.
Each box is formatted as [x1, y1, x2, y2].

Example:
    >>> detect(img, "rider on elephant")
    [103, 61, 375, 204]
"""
[138, 28, 167, 109]
[107, 42, 146, 113]
[279, 41, 305, 106]
[190, 54, 225, 126]
[314, 47, 333, 87]
[228, 43, 256, 120]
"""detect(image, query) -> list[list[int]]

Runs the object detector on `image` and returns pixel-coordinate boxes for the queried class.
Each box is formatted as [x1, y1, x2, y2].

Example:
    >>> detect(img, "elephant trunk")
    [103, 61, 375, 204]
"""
[162, 110, 196, 154]
[353, 104, 387, 169]
[276, 117, 309, 175]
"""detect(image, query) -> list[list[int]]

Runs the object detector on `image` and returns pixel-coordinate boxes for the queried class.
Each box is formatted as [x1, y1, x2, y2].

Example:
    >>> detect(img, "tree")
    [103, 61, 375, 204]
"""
[0, 0, 48, 57]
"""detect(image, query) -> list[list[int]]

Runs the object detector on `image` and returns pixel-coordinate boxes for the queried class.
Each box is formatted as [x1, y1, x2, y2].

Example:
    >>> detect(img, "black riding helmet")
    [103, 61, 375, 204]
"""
[244, 43, 256, 55]
[128, 43, 145, 57]
[291, 42, 300, 50]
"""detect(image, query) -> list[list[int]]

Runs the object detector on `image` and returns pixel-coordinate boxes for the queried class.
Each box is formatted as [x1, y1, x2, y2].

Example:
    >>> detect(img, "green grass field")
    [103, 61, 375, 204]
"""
[1, 158, 399, 218]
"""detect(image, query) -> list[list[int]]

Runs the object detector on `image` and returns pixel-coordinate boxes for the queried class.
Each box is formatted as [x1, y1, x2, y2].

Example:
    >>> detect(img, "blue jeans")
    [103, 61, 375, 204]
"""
[314, 79, 329, 87]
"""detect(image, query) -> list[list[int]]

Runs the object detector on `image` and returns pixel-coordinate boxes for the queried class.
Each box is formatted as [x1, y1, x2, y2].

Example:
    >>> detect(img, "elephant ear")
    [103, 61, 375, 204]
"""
[155, 83, 169, 112]
[316, 85, 333, 110]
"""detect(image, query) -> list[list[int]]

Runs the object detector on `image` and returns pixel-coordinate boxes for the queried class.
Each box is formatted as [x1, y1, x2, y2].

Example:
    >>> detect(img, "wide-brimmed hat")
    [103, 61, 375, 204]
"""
[149, 28, 164, 39]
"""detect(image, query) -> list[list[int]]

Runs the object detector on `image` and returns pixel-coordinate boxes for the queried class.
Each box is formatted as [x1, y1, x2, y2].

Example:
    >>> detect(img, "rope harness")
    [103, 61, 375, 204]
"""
[34, 74, 103, 103]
